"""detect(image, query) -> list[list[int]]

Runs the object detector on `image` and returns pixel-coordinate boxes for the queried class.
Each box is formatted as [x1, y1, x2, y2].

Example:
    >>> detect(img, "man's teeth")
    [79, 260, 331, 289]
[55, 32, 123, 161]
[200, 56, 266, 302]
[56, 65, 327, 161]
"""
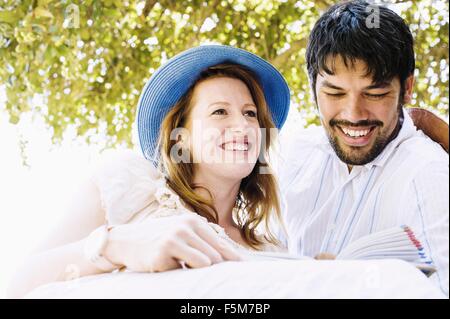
[341, 127, 370, 137]
[223, 143, 249, 151]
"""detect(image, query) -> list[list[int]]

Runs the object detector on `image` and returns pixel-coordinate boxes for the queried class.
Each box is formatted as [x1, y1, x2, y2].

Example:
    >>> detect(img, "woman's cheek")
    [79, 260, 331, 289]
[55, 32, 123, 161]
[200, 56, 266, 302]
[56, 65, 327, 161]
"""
[192, 127, 222, 164]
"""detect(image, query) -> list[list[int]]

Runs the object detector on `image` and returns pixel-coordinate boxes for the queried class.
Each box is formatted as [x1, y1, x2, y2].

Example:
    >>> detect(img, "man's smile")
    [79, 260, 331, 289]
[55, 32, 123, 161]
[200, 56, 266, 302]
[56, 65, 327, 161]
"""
[335, 125, 378, 147]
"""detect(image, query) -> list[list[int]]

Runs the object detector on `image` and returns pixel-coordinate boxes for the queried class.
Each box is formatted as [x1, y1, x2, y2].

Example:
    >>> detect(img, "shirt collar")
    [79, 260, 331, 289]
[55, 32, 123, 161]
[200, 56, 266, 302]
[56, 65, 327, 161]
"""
[316, 108, 417, 170]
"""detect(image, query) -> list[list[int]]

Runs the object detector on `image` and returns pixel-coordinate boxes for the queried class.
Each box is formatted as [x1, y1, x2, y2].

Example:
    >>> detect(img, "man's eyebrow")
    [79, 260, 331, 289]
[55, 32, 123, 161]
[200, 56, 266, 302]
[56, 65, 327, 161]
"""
[364, 81, 392, 90]
[320, 80, 344, 90]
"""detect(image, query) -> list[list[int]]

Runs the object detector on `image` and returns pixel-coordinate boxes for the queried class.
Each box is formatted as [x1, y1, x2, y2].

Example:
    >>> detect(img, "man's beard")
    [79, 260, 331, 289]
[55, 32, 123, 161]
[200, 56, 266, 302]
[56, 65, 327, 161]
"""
[325, 108, 403, 166]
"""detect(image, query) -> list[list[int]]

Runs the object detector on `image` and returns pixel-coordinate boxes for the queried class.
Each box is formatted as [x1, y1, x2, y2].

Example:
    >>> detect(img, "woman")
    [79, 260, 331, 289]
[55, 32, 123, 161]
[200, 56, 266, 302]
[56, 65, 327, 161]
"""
[8, 45, 291, 297]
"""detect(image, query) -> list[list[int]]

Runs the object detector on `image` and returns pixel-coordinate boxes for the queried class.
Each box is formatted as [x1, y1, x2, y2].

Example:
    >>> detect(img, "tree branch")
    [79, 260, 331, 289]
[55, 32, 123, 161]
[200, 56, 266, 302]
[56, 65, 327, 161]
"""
[142, 0, 158, 17]
[271, 38, 307, 68]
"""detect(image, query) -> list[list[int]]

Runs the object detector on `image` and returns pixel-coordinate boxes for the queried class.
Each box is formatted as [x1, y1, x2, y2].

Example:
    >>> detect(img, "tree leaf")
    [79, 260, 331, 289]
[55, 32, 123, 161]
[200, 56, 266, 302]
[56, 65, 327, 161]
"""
[34, 7, 54, 19]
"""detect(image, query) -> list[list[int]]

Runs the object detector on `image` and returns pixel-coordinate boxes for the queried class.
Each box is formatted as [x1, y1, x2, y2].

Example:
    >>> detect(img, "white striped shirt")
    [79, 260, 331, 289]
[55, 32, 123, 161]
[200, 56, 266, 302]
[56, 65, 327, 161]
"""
[276, 109, 449, 296]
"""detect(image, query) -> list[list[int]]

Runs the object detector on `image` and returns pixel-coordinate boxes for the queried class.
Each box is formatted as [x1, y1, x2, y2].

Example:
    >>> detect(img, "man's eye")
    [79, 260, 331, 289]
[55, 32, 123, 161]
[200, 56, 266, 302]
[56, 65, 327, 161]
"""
[365, 93, 389, 99]
[325, 92, 345, 97]
[212, 109, 226, 115]
[245, 110, 257, 117]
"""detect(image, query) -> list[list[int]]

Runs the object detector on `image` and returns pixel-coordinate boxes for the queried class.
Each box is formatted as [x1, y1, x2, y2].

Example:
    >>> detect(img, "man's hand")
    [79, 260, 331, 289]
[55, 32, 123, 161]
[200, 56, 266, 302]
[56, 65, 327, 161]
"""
[407, 108, 449, 153]
[314, 253, 336, 260]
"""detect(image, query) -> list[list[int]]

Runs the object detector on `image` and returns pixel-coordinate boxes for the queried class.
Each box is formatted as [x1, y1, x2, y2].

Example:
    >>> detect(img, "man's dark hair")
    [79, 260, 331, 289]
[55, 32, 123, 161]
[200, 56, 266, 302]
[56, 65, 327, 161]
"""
[306, 1, 415, 102]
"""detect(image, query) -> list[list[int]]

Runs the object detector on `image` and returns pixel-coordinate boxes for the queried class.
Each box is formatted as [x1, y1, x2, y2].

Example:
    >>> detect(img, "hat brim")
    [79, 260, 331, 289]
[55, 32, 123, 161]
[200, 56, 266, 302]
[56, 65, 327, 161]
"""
[136, 45, 290, 161]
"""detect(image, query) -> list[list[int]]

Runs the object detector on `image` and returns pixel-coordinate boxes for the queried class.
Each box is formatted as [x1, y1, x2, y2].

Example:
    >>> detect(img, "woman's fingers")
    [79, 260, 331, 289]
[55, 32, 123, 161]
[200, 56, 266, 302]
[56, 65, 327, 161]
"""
[170, 240, 214, 269]
[149, 233, 213, 271]
[136, 215, 243, 272]
[191, 221, 242, 262]
[181, 230, 224, 264]
[216, 240, 242, 261]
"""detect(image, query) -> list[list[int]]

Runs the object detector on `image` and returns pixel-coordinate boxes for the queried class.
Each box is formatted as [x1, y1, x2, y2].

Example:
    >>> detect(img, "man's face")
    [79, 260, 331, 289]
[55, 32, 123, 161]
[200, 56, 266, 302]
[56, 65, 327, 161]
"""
[315, 55, 412, 166]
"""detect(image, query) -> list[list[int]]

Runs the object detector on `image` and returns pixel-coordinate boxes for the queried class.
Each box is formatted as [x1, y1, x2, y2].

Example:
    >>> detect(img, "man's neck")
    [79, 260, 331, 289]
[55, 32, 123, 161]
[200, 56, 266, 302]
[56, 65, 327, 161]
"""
[385, 108, 405, 146]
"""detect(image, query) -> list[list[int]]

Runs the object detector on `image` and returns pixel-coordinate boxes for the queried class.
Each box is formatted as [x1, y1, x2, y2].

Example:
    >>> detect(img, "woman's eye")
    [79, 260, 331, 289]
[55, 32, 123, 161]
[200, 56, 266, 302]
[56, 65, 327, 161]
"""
[245, 110, 257, 117]
[212, 109, 226, 115]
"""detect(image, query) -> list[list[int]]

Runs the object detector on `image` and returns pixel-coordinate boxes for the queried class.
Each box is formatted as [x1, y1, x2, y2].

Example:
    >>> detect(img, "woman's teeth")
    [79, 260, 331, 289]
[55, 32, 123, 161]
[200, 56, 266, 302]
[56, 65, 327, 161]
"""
[222, 143, 249, 151]
[341, 127, 371, 138]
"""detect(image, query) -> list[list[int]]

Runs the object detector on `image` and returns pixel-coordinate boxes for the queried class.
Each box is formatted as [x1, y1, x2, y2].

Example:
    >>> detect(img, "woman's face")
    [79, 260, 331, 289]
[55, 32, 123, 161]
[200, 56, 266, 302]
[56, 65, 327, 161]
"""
[185, 76, 262, 182]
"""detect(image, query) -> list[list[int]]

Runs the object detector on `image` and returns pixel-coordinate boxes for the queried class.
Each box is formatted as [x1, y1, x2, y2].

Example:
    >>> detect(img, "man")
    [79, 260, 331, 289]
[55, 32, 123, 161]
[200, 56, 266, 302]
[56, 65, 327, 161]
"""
[278, 1, 449, 295]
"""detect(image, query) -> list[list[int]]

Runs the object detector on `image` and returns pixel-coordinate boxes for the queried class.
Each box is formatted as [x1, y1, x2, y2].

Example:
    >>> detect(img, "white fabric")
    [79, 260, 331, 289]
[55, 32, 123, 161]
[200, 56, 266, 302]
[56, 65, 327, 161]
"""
[25, 260, 445, 298]
[276, 109, 449, 296]
[91, 149, 184, 226]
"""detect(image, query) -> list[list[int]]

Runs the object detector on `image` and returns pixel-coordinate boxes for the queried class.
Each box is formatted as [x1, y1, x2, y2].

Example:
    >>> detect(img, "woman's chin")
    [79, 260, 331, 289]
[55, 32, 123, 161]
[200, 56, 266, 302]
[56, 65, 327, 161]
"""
[206, 162, 256, 181]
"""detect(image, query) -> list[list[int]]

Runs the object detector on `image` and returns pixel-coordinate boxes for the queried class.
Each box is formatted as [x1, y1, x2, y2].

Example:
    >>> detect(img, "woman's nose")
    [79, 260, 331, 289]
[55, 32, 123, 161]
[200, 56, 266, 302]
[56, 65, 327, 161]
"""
[228, 113, 250, 131]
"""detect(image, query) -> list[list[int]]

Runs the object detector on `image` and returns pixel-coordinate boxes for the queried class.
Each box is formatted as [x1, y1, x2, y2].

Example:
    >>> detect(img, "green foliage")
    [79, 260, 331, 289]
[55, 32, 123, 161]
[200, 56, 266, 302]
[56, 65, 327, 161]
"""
[0, 0, 448, 146]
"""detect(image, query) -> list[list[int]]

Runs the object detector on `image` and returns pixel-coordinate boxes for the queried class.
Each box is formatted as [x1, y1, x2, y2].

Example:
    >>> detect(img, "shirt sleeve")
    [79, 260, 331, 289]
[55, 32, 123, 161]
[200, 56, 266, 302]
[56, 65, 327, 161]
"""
[405, 161, 449, 296]
[275, 125, 324, 192]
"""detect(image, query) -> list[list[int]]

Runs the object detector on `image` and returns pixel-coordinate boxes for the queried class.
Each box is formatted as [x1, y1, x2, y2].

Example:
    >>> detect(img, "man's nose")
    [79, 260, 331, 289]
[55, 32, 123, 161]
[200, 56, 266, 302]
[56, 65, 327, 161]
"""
[342, 95, 370, 123]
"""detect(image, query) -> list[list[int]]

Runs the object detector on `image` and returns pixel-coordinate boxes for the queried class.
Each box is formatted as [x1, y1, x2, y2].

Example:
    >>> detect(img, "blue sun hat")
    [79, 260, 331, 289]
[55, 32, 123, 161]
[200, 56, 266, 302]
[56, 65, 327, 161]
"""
[136, 44, 290, 162]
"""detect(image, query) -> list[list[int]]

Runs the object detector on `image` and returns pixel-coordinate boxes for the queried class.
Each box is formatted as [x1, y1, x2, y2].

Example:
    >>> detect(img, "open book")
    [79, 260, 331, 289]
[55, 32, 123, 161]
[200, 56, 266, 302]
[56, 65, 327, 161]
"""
[242, 226, 435, 277]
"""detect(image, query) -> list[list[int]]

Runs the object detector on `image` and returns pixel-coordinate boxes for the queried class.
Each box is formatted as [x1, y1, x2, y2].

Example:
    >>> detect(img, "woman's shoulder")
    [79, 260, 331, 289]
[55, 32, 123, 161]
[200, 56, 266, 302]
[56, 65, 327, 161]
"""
[90, 149, 165, 225]
[91, 149, 161, 180]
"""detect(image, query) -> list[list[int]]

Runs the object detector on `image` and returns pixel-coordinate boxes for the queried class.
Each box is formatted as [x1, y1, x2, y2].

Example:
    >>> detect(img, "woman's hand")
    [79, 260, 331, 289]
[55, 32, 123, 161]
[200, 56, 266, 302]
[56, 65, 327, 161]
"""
[105, 214, 242, 272]
[407, 108, 449, 153]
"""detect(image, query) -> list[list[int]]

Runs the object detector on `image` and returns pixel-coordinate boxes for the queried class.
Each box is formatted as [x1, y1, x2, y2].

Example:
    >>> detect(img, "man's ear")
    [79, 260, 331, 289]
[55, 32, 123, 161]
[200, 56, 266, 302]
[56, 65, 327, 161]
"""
[403, 75, 415, 104]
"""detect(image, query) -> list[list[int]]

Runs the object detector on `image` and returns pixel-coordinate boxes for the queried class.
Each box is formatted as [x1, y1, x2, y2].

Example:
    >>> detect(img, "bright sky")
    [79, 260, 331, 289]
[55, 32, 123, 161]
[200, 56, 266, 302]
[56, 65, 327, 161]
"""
[0, 86, 125, 298]
[0, 119, 89, 296]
